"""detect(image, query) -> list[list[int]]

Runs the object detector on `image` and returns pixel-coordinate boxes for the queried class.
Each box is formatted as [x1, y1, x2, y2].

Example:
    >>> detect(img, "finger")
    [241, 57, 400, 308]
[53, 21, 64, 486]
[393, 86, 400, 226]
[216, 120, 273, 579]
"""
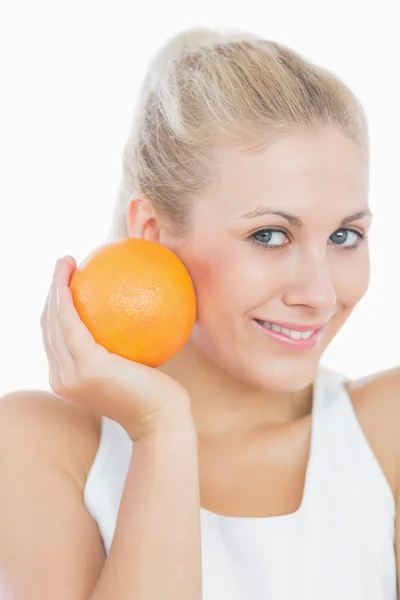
[40, 289, 63, 391]
[47, 260, 75, 370]
[42, 324, 63, 392]
[56, 258, 99, 365]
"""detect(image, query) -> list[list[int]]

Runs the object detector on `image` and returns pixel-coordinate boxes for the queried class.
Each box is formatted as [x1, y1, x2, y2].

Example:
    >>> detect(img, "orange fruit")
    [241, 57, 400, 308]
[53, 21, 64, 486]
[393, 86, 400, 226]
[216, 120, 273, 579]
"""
[69, 238, 197, 367]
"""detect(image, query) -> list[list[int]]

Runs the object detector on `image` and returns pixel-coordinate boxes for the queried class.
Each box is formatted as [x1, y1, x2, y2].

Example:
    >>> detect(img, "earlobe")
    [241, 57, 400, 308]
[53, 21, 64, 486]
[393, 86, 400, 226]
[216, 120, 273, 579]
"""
[127, 198, 160, 242]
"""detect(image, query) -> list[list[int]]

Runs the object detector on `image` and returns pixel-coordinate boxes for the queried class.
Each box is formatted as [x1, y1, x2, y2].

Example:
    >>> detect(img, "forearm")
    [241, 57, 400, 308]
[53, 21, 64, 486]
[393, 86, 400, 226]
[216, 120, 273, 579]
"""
[90, 412, 202, 600]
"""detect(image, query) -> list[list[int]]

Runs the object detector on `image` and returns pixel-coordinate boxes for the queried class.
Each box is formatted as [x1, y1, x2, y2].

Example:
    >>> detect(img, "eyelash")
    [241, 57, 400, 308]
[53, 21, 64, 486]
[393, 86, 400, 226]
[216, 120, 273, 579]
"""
[249, 227, 367, 252]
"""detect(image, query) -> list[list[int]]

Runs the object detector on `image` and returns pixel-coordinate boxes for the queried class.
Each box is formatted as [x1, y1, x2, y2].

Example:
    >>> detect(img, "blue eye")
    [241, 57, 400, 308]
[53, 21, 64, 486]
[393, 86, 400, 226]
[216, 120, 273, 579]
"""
[249, 227, 366, 251]
[251, 229, 288, 249]
[329, 229, 364, 248]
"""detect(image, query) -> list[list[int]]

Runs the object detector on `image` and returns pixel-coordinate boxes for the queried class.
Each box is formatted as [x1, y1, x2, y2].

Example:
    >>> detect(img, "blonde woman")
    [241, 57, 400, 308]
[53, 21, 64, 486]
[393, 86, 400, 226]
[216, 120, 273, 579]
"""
[1, 27, 399, 600]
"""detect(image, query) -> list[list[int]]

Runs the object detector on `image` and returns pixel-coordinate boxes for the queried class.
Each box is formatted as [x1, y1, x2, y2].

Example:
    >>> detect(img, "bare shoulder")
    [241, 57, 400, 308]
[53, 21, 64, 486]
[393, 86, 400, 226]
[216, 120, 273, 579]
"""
[0, 389, 102, 489]
[344, 367, 400, 497]
[0, 391, 106, 597]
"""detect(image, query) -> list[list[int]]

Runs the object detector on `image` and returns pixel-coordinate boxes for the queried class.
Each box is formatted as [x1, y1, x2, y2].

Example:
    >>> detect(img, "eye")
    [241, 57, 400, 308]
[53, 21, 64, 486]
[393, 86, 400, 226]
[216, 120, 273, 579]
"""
[250, 228, 289, 249]
[329, 228, 365, 249]
[249, 227, 366, 252]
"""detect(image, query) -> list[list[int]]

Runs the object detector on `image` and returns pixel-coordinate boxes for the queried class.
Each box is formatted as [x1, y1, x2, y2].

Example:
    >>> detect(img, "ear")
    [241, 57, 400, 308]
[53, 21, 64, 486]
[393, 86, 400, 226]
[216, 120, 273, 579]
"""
[127, 197, 160, 242]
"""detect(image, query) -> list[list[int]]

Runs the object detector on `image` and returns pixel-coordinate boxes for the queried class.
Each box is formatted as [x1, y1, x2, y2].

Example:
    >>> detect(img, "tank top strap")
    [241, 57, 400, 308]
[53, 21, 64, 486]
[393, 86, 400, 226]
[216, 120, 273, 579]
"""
[311, 369, 395, 515]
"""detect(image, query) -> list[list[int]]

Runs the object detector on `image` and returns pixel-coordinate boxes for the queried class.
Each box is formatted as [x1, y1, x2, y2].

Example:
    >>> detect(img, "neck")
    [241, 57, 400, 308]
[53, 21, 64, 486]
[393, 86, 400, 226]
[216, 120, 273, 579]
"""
[157, 339, 314, 441]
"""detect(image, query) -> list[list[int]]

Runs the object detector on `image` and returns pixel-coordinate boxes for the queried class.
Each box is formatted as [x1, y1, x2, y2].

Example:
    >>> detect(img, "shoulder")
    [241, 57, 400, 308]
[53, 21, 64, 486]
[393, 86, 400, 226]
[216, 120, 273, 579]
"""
[0, 389, 102, 490]
[345, 366, 400, 441]
[344, 367, 400, 498]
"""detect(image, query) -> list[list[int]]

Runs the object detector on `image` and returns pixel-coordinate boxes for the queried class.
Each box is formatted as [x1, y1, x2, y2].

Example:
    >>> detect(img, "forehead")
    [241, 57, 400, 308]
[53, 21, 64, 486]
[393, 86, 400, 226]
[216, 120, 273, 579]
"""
[197, 130, 369, 221]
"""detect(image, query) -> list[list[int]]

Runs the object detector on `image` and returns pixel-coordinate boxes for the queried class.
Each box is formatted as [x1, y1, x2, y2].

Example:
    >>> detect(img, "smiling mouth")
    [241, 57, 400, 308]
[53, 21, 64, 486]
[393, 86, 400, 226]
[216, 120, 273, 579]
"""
[254, 320, 317, 340]
[253, 319, 325, 350]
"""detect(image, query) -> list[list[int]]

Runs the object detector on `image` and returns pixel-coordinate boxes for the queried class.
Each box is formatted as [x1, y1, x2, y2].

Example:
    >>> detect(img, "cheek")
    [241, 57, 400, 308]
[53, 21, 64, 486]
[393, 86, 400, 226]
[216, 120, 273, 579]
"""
[181, 243, 269, 319]
[333, 253, 370, 307]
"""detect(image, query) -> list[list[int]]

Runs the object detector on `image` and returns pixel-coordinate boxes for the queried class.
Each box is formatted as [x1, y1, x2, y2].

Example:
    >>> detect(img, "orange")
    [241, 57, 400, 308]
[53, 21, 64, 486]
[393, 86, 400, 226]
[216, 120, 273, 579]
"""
[69, 238, 197, 367]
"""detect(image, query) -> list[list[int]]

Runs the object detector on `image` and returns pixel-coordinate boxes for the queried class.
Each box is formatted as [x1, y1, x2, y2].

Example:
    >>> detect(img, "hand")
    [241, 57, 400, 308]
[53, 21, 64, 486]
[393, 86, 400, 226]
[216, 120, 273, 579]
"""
[40, 256, 194, 441]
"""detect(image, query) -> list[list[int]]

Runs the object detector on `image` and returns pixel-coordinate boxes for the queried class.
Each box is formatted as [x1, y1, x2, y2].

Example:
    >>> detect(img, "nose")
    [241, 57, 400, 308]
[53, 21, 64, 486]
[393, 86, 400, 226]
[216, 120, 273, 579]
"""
[282, 251, 337, 311]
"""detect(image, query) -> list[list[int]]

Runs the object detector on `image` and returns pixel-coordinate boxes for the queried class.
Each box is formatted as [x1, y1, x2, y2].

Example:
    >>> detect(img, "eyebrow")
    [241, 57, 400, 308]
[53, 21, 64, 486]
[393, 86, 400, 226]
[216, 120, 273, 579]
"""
[240, 207, 373, 228]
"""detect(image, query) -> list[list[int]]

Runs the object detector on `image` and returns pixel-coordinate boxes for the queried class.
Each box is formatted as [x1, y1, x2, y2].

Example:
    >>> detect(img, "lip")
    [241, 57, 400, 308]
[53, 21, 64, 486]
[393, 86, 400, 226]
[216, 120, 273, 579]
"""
[254, 319, 328, 333]
[253, 319, 328, 351]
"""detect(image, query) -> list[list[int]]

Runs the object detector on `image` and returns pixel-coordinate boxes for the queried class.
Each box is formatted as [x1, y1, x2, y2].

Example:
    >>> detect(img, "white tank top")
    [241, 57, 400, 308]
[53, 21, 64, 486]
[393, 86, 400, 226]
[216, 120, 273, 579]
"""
[84, 369, 397, 599]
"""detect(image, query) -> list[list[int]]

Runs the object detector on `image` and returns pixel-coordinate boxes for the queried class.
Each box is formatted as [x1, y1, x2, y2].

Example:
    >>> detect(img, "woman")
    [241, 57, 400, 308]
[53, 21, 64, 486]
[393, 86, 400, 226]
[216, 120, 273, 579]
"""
[0, 27, 398, 600]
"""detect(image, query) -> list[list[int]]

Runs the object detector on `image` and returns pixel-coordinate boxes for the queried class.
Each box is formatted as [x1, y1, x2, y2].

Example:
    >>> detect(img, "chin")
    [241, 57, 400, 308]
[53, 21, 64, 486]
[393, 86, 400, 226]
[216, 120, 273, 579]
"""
[191, 327, 322, 392]
[226, 352, 321, 393]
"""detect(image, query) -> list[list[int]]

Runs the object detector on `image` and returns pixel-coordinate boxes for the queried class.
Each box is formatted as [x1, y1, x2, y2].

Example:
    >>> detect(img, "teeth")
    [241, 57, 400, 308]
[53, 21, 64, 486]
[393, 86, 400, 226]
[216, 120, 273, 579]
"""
[260, 321, 315, 340]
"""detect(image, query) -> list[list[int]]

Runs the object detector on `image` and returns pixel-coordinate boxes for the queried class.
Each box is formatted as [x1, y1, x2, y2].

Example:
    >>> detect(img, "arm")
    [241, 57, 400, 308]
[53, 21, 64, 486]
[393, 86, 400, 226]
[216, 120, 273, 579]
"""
[0, 392, 106, 599]
[390, 373, 400, 585]
[92, 409, 202, 600]
[0, 392, 202, 600]
[397, 493, 400, 588]
[347, 367, 400, 584]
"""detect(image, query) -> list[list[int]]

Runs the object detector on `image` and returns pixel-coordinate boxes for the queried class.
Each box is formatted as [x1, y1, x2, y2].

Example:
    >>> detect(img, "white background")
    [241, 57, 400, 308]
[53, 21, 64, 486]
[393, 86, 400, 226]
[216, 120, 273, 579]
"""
[0, 0, 398, 396]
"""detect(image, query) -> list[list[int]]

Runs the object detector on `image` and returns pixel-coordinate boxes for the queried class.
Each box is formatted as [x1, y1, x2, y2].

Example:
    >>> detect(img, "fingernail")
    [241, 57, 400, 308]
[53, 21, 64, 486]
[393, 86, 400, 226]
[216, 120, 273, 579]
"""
[55, 259, 62, 271]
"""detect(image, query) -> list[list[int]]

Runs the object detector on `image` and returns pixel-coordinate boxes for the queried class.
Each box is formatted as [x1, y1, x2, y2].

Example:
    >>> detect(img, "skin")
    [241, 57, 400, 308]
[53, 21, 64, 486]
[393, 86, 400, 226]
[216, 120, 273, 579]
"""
[128, 128, 400, 528]
[2, 127, 400, 597]
[129, 128, 372, 441]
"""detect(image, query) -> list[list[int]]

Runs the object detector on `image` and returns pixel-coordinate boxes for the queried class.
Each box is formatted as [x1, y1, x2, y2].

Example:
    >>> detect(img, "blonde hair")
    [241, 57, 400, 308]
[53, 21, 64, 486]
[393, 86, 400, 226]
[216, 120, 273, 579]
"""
[107, 27, 369, 241]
